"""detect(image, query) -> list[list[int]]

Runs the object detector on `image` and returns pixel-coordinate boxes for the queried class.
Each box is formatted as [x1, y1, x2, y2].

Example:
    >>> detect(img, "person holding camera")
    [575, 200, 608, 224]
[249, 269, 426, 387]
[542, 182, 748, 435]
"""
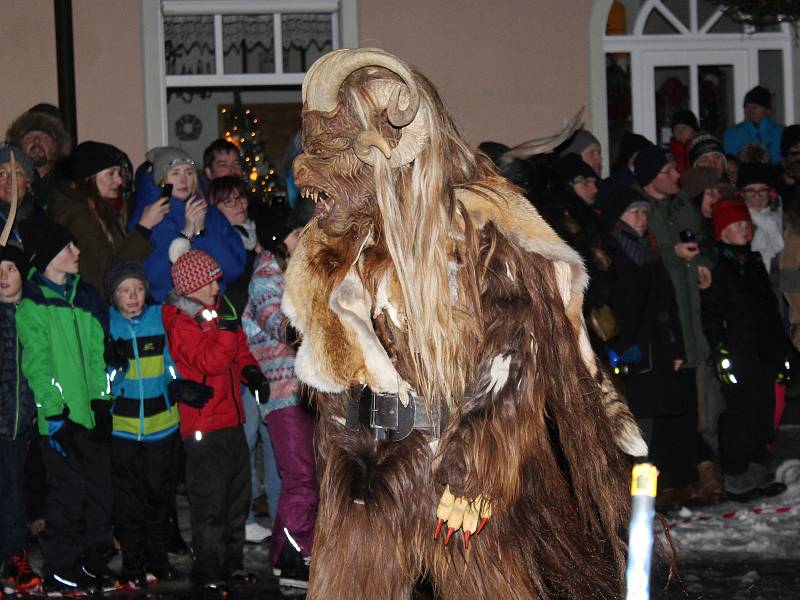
[603, 189, 708, 509]
[130, 147, 246, 303]
[162, 247, 269, 593]
[48, 141, 168, 296]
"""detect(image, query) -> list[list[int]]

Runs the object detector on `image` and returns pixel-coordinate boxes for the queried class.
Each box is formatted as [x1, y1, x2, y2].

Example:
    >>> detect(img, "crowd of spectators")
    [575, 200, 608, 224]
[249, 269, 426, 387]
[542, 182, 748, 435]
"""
[0, 104, 314, 596]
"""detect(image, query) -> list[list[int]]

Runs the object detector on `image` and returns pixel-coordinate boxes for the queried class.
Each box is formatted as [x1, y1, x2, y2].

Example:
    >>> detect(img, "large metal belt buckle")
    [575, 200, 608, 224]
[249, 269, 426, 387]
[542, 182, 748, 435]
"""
[346, 385, 416, 441]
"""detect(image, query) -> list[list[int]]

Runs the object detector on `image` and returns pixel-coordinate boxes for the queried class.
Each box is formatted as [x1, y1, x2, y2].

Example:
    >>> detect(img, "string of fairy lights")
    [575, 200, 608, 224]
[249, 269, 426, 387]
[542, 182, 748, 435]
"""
[220, 105, 276, 200]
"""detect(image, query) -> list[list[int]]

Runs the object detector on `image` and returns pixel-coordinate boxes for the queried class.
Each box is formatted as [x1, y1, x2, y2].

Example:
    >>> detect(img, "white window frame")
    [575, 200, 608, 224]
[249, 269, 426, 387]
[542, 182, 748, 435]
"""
[141, 0, 358, 149]
[589, 0, 796, 174]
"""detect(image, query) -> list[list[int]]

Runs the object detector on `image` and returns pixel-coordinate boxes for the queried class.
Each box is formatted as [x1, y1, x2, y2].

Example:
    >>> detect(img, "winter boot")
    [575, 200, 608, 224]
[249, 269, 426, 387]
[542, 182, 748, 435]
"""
[696, 461, 725, 503]
[274, 541, 310, 589]
[2, 549, 44, 595]
[80, 543, 121, 592]
[167, 515, 190, 555]
[145, 549, 181, 584]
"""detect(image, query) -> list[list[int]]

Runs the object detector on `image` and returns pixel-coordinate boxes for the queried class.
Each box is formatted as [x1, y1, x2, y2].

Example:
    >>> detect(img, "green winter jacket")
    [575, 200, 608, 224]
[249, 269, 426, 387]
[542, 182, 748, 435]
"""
[16, 272, 111, 434]
[643, 187, 710, 368]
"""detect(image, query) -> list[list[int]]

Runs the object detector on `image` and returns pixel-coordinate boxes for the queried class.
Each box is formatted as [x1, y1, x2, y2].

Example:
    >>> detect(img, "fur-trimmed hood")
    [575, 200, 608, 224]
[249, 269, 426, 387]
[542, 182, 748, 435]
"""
[6, 110, 71, 161]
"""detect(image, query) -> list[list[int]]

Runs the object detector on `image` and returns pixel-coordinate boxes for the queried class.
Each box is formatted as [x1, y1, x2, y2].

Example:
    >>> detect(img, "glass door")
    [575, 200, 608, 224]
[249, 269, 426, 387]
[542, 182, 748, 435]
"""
[639, 50, 749, 146]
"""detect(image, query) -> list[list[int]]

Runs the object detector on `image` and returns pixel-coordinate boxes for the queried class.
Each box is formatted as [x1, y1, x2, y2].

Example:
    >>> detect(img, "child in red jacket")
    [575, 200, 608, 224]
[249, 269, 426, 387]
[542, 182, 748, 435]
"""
[162, 249, 269, 592]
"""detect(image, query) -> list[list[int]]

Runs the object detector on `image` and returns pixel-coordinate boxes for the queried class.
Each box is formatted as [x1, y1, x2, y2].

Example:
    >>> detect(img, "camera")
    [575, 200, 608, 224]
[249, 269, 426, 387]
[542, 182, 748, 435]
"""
[679, 229, 696, 244]
[160, 183, 173, 198]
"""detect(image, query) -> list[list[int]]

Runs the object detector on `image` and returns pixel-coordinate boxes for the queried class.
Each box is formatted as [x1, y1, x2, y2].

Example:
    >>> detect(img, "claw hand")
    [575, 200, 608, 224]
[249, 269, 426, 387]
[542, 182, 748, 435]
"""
[434, 485, 492, 548]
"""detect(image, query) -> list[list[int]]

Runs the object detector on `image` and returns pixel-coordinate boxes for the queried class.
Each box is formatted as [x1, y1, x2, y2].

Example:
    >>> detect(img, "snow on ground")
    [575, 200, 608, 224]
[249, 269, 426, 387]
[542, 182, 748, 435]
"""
[665, 426, 800, 562]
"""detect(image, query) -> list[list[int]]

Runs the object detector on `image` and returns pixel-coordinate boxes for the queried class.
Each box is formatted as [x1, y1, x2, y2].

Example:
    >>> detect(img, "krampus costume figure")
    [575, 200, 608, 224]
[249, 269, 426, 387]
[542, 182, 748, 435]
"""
[284, 48, 646, 599]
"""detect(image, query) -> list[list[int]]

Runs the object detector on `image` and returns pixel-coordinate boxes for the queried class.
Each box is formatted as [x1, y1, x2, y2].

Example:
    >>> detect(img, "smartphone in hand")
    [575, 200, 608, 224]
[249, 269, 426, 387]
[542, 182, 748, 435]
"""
[160, 183, 173, 198]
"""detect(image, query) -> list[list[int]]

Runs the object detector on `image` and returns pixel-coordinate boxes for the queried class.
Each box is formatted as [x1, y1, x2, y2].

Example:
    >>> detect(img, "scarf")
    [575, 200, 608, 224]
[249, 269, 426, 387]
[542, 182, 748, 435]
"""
[233, 219, 258, 251]
[612, 221, 658, 266]
[748, 205, 783, 272]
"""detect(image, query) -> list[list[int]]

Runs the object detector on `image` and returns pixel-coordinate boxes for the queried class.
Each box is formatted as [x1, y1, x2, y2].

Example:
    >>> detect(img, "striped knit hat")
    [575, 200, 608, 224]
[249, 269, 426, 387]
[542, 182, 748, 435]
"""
[171, 250, 222, 296]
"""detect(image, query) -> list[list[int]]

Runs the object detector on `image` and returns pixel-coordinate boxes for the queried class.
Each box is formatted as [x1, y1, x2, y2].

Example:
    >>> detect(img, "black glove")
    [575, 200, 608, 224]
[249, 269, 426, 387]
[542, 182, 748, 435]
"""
[168, 379, 214, 409]
[777, 355, 793, 384]
[242, 365, 270, 404]
[90, 399, 113, 443]
[46, 408, 86, 461]
[104, 338, 129, 373]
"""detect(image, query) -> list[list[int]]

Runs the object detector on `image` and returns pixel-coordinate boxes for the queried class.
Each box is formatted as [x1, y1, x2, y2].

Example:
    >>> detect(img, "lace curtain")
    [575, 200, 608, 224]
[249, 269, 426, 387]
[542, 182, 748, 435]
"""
[164, 14, 333, 75]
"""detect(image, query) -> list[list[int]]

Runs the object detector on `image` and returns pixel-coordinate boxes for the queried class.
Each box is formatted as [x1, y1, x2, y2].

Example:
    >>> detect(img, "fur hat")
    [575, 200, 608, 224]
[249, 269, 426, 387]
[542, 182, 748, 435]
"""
[5, 109, 71, 162]
[781, 125, 800, 157]
[146, 146, 195, 184]
[558, 130, 599, 158]
[171, 250, 222, 296]
[554, 154, 596, 187]
[689, 133, 724, 166]
[70, 141, 122, 181]
[670, 109, 699, 132]
[681, 166, 734, 201]
[737, 162, 774, 189]
[0, 243, 29, 277]
[744, 85, 771, 109]
[633, 144, 671, 187]
[712, 199, 751, 241]
[0, 144, 34, 179]
[18, 220, 74, 274]
[104, 260, 149, 303]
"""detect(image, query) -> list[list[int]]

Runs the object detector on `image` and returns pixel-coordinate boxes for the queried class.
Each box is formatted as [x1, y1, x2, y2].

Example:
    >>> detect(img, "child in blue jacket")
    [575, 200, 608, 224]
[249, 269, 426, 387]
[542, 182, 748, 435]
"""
[104, 260, 181, 587]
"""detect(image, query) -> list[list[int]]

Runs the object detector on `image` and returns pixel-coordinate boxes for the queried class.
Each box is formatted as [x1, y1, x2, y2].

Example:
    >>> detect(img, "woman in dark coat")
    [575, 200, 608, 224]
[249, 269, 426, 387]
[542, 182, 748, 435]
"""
[604, 188, 707, 508]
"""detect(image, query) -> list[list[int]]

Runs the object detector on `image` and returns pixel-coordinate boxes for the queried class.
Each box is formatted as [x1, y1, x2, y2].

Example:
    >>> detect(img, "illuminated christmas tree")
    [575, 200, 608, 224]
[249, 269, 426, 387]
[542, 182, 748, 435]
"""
[220, 92, 280, 205]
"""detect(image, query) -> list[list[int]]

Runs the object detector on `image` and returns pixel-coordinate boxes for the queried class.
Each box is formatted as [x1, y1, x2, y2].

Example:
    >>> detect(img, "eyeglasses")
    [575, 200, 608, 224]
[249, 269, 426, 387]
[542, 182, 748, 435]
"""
[220, 194, 247, 207]
[742, 187, 771, 198]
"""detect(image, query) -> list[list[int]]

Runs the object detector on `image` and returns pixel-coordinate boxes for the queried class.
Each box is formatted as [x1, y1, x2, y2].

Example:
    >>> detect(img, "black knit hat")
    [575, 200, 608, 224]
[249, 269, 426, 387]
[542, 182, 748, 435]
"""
[256, 204, 305, 253]
[613, 132, 651, 170]
[0, 243, 29, 278]
[18, 220, 74, 274]
[737, 162, 774, 189]
[104, 260, 149, 303]
[70, 141, 122, 181]
[781, 125, 800, 157]
[744, 85, 771, 109]
[554, 154, 596, 187]
[689, 133, 724, 166]
[633, 144, 671, 187]
[670, 109, 699, 132]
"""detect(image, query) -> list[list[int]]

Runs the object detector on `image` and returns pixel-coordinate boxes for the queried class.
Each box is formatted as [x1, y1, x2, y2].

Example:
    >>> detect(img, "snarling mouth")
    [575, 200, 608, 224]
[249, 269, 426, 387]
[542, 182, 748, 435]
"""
[301, 187, 336, 220]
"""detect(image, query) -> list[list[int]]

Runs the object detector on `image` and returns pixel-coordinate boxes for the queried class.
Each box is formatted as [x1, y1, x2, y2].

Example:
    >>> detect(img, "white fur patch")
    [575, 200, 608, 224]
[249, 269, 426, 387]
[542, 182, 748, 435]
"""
[505, 260, 514, 281]
[485, 354, 512, 395]
[373, 270, 402, 328]
[330, 269, 412, 404]
[294, 342, 346, 393]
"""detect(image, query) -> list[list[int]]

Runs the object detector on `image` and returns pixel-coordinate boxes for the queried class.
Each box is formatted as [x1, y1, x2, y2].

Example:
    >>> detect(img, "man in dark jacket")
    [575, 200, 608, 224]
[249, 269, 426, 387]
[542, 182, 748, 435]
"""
[702, 200, 790, 501]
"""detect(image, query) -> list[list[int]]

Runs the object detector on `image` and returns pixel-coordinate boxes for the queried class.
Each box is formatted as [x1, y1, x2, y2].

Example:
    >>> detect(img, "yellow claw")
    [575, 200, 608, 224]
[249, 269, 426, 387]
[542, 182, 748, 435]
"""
[435, 487, 491, 546]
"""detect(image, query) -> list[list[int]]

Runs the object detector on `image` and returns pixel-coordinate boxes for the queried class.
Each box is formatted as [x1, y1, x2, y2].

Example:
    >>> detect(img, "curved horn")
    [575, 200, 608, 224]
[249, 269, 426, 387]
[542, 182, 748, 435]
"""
[499, 107, 585, 165]
[303, 48, 420, 127]
[353, 130, 392, 164]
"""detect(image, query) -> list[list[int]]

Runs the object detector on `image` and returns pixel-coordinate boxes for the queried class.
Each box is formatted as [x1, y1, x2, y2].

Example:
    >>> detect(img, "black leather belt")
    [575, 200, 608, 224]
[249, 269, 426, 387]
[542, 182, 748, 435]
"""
[345, 385, 448, 441]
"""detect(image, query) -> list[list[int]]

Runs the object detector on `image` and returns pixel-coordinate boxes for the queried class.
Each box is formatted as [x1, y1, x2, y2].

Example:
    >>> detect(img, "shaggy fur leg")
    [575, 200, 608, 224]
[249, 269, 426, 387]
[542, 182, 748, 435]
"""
[308, 426, 434, 599]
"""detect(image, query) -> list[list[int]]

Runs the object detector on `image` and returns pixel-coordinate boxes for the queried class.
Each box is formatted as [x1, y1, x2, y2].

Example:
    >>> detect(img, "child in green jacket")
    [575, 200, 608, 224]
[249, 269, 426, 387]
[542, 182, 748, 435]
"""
[16, 220, 116, 595]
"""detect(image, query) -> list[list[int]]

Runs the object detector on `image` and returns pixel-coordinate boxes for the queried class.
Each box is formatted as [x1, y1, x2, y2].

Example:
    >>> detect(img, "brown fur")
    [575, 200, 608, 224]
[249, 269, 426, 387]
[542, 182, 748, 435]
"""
[283, 49, 639, 599]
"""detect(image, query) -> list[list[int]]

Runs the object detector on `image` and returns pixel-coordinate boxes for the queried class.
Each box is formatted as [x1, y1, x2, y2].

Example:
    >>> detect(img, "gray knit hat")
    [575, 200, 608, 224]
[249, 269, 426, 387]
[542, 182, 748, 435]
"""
[558, 130, 600, 158]
[146, 146, 195, 183]
[0, 144, 34, 179]
[104, 260, 149, 303]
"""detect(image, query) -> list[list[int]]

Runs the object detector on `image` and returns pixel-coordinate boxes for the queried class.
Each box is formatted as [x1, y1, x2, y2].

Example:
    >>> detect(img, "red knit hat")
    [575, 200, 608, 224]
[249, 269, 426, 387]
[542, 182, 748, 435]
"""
[171, 250, 222, 296]
[712, 199, 751, 241]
